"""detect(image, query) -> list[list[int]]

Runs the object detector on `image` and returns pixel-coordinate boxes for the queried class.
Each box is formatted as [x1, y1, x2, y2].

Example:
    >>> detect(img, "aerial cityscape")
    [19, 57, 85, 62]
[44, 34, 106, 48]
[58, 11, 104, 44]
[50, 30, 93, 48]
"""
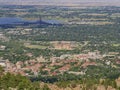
[0, 0, 120, 90]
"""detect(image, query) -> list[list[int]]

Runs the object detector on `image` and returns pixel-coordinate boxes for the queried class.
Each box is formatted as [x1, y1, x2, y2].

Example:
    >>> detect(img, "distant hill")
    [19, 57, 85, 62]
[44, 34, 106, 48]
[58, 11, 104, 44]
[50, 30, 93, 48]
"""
[0, 0, 120, 6]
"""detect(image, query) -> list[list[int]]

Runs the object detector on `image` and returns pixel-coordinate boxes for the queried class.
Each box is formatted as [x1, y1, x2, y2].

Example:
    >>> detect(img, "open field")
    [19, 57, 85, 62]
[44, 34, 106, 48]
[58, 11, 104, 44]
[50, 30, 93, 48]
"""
[24, 41, 79, 50]
[25, 44, 48, 49]
[113, 44, 120, 47]
[50, 41, 78, 50]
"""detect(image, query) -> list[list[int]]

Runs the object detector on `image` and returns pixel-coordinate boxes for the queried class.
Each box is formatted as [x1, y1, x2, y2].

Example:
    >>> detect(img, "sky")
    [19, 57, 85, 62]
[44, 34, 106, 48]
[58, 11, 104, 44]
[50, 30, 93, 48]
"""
[1, 0, 120, 2]
[0, 0, 120, 6]
[0, 0, 120, 2]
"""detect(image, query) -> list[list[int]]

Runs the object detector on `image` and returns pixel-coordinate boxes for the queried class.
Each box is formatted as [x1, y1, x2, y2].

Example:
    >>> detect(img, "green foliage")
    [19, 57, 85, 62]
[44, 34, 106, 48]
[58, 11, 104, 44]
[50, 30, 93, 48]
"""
[40, 70, 49, 75]
[56, 78, 118, 90]
[85, 65, 120, 79]
[0, 66, 4, 76]
[43, 84, 50, 90]
[0, 73, 41, 90]
[56, 81, 70, 88]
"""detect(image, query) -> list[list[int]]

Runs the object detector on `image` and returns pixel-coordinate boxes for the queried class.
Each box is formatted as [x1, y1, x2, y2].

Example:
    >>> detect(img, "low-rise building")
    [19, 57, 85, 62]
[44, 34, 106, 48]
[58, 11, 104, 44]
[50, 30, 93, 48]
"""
[0, 60, 6, 67]
[0, 45, 6, 50]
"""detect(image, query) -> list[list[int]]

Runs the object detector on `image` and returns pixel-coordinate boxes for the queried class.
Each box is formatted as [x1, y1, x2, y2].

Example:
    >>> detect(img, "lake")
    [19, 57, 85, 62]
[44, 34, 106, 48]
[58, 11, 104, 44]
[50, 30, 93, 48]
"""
[0, 17, 63, 25]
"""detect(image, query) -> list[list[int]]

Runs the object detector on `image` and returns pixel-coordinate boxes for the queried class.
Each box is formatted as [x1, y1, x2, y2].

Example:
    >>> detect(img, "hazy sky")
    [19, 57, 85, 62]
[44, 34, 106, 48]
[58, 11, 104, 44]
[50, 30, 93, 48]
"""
[0, 0, 120, 3]
[0, 0, 120, 5]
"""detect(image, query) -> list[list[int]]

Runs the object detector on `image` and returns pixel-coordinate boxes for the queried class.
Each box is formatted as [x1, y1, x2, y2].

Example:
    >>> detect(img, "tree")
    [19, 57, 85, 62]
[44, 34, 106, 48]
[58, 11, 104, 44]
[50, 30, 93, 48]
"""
[0, 73, 41, 90]
[0, 66, 4, 76]
[43, 84, 50, 90]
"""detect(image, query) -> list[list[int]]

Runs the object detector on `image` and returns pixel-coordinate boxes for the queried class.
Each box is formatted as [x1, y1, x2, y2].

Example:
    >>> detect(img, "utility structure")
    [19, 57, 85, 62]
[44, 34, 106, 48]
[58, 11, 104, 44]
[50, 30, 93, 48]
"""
[38, 15, 42, 25]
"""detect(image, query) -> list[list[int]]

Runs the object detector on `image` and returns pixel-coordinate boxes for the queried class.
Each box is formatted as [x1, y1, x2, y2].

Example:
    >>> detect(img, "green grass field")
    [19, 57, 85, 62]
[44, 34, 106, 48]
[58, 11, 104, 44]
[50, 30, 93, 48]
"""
[113, 44, 120, 47]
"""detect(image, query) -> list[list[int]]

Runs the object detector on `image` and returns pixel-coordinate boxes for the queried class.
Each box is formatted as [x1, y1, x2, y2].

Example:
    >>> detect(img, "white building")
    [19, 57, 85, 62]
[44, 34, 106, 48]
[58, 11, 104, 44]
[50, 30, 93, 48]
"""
[0, 45, 6, 50]
[0, 60, 6, 67]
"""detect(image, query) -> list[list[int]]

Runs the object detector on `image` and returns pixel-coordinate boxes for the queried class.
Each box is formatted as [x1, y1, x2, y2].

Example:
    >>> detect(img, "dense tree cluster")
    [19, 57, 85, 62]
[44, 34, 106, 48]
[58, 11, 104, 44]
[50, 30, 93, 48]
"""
[0, 73, 51, 90]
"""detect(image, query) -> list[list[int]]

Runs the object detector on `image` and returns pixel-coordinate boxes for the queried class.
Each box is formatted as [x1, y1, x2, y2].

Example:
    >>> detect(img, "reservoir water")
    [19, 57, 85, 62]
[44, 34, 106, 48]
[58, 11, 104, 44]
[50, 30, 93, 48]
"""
[0, 17, 62, 25]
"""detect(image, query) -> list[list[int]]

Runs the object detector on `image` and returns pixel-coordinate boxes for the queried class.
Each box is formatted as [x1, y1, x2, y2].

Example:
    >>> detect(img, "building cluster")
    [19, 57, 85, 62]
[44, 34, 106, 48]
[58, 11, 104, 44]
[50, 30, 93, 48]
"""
[0, 51, 120, 76]
[0, 32, 9, 41]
